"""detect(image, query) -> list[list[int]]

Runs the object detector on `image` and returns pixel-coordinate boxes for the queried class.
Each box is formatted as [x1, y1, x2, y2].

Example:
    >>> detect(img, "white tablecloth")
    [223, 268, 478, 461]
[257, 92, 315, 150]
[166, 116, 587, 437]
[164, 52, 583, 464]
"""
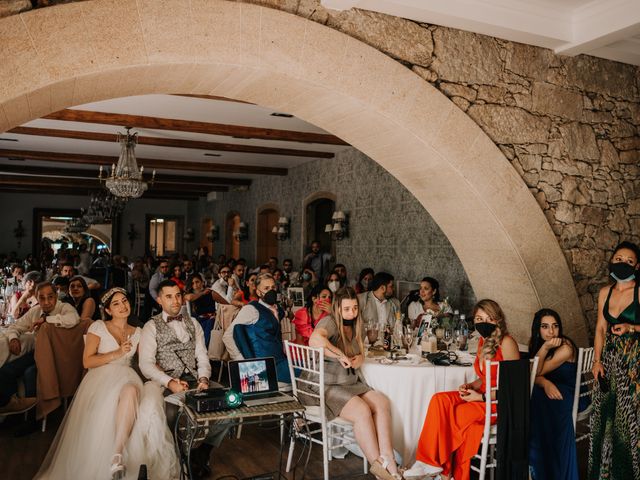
[360, 356, 476, 464]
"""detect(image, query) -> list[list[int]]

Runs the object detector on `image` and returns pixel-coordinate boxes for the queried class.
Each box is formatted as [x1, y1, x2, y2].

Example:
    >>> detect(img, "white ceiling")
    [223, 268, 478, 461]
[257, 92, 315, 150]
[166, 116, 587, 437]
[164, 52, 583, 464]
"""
[0, 94, 349, 181]
[322, 0, 640, 66]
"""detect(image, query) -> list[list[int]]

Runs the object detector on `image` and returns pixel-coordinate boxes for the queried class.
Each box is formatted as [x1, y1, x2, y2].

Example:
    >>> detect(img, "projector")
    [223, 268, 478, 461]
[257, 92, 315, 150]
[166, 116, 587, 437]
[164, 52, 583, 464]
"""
[186, 388, 243, 413]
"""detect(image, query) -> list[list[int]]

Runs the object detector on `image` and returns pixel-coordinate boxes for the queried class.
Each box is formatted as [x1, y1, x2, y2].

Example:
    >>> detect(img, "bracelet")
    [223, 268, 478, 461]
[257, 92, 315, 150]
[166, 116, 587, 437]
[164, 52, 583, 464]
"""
[593, 359, 601, 364]
[629, 325, 635, 334]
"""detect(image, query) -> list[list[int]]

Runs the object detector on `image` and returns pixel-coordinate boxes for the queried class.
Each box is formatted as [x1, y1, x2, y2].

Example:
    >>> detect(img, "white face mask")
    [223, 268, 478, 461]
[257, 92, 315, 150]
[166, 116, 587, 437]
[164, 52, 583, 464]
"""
[328, 281, 340, 293]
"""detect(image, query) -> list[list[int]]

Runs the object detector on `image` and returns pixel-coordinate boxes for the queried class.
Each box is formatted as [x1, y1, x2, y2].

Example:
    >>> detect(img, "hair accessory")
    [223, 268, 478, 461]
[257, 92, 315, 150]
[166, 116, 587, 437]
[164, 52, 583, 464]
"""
[101, 287, 128, 306]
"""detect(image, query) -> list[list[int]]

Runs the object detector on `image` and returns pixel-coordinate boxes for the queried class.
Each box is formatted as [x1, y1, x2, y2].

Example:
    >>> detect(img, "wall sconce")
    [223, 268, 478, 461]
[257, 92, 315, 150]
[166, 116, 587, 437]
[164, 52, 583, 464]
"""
[206, 225, 219, 242]
[233, 222, 249, 241]
[14, 220, 26, 248]
[324, 210, 349, 240]
[271, 217, 290, 241]
[183, 227, 195, 242]
[127, 223, 139, 249]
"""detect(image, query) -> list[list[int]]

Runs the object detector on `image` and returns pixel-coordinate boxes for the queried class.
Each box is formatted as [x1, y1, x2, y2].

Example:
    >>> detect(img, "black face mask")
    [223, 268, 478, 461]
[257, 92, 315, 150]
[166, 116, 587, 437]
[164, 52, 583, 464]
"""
[475, 322, 497, 338]
[609, 262, 636, 283]
[342, 319, 355, 327]
[262, 290, 278, 306]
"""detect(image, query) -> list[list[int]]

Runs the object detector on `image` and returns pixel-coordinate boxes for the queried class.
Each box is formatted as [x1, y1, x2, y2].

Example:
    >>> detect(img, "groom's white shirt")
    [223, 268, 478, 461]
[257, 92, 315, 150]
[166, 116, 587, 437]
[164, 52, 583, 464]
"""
[139, 310, 211, 388]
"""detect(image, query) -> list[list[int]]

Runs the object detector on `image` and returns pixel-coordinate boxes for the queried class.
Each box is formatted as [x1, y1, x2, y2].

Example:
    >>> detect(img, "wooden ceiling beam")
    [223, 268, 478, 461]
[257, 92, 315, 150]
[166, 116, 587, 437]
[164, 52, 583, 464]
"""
[0, 174, 224, 192]
[8, 126, 334, 159]
[43, 109, 349, 145]
[0, 186, 202, 200]
[0, 148, 287, 175]
[0, 164, 251, 186]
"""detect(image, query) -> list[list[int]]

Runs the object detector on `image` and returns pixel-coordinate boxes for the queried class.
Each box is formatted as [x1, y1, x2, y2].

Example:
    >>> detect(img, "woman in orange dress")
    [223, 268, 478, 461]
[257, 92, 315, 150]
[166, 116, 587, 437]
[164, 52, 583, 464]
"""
[405, 299, 520, 480]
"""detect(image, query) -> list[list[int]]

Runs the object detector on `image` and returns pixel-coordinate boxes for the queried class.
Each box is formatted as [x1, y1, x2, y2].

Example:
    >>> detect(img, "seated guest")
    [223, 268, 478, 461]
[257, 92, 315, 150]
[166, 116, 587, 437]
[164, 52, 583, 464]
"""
[273, 268, 285, 291]
[169, 264, 185, 290]
[405, 299, 520, 480]
[354, 267, 374, 294]
[268, 256, 279, 273]
[6, 263, 24, 288]
[528, 308, 579, 480]
[231, 262, 246, 291]
[68, 276, 97, 321]
[358, 272, 400, 328]
[0, 282, 80, 415]
[34, 287, 177, 479]
[223, 273, 291, 383]
[240, 273, 259, 304]
[57, 262, 100, 291]
[303, 287, 403, 480]
[407, 277, 452, 328]
[326, 272, 341, 294]
[148, 260, 170, 302]
[333, 263, 349, 287]
[9, 271, 42, 318]
[293, 285, 332, 345]
[184, 273, 219, 347]
[282, 258, 298, 285]
[52, 275, 71, 303]
[182, 258, 196, 283]
[212, 265, 239, 304]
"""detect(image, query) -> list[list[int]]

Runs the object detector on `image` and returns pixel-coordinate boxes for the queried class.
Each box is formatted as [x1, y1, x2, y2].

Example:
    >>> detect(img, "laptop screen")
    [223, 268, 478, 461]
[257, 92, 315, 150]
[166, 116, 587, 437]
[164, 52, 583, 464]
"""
[229, 357, 279, 397]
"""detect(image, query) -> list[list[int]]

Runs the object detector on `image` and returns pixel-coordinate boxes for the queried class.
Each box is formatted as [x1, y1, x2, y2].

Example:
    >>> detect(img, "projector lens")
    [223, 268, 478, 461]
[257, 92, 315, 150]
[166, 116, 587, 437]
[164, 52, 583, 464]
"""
[226, 390, 242, 407]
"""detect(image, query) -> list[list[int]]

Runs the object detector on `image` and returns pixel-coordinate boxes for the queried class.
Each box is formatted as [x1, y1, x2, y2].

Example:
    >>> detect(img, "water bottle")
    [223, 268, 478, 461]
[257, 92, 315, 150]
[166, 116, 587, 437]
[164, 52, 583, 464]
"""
[458, 314, 469, 351]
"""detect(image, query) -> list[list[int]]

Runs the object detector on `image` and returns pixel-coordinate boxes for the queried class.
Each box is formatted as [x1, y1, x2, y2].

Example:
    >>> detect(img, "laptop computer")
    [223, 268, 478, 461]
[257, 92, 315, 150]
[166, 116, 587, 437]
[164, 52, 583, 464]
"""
[228, 357, 294, 407]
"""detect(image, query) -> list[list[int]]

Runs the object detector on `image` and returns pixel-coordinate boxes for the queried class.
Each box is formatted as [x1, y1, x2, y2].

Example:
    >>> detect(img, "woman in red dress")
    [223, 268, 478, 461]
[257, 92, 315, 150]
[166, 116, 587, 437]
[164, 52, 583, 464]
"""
[292, 284, 332, 345]
[405, 299, 520, 480]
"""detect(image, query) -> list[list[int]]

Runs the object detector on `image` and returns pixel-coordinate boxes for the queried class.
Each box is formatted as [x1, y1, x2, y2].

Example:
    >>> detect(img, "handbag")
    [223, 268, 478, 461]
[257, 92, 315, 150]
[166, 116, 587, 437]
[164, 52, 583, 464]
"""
[207, 317, 225, 360]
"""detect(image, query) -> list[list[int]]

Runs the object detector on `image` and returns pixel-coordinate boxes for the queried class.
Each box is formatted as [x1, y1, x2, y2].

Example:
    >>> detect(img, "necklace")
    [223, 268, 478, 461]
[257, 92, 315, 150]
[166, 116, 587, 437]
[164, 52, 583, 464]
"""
[108, 321, 128, 344]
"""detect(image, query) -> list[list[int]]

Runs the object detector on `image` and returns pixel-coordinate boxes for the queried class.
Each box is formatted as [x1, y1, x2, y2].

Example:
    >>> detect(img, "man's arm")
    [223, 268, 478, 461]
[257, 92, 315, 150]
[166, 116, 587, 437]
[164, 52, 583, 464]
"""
[5, 307, 37, 341]
[149, 273, 160, 301]
[139, 321, 173, 387]
[45, 303, 80, 328]
[222, 305, 259, 360]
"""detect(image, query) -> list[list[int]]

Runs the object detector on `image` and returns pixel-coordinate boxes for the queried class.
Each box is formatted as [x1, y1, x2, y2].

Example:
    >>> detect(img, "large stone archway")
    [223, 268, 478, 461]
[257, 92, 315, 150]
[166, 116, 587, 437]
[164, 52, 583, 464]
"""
[0, 0, 586, 343]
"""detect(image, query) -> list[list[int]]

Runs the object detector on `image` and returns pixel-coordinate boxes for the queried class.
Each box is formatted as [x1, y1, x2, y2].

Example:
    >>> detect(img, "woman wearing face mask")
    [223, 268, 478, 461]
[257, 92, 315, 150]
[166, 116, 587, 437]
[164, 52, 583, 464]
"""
[528, 309, 579, 480]
[293, 285, 332, 345]
[68, 276, 97, 321]
[326, 272, 341, 294]
[355, 268, 374, 294]
[407, 277, 452, 328]
[305, 287, 403, 480]
[590, 241, 640, 480]
[405, 299, 519, 480]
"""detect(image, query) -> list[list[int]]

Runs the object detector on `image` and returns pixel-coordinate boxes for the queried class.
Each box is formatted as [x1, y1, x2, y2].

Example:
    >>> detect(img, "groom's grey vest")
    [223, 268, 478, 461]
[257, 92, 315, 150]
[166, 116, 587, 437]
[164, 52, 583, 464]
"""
[151, 313, 197, 380]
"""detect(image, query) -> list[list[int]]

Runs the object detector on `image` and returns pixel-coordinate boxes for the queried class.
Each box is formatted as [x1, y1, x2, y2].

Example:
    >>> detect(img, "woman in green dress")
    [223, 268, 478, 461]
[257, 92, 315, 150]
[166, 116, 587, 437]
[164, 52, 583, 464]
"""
[590, 241, 640, 479]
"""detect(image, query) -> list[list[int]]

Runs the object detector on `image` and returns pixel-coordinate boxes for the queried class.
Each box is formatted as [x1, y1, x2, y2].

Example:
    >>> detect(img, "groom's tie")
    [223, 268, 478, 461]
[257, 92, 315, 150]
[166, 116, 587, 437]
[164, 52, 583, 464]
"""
[167, 314, 183, 322]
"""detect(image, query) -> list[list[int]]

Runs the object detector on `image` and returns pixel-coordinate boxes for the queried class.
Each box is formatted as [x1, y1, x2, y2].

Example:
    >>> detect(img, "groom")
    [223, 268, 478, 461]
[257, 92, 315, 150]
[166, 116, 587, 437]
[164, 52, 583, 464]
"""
[139, 279, 223, 479]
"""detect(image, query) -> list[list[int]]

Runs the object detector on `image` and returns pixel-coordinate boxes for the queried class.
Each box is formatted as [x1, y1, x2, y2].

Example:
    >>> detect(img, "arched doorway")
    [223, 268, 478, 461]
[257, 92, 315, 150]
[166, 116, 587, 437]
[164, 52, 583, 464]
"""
[225, 212, 241, 260]
[0, 1, 586, 343]
[305, 196, 336, 260]
[256, 205, 279, 265]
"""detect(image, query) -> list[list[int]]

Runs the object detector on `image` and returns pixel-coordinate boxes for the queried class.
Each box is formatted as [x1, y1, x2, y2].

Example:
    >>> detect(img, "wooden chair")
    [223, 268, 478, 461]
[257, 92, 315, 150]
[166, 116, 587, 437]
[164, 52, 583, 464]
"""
[572, 347, 594, 443]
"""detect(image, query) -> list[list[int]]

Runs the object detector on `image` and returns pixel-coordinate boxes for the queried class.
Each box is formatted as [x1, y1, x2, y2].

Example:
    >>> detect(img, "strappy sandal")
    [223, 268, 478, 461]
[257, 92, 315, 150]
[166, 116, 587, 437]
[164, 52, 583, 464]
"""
[370, 455, 404, 480]
[110, 454, 126, 480]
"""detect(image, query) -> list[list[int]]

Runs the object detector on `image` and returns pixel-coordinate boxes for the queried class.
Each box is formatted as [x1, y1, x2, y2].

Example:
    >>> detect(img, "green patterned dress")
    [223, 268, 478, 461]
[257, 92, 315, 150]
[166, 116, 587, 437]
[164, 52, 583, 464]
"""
[589, 285, 640, 479]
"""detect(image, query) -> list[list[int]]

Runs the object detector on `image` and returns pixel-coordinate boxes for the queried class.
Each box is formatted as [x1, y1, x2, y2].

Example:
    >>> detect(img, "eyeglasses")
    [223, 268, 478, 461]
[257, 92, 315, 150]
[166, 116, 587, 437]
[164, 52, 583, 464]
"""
[220, 270, 231, 274]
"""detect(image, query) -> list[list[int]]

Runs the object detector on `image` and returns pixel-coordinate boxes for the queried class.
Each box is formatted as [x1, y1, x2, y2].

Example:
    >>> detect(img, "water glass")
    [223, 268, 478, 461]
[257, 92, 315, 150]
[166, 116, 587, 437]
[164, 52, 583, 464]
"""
[443, 328, 454, 351]
[366, 325, 379, 345]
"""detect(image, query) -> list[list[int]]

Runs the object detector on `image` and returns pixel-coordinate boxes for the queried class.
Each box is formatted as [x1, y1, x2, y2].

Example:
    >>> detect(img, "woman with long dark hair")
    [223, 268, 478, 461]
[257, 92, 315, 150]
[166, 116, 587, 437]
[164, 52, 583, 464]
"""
[304, 287, 402, 480]
[590, 241, 640, 479]
[292, 284, 332, 345]
[68, 276, 97, 321]
[406, 299, 519, 480]
[184, 273, 217, 347]
[528, 308, 578, 480]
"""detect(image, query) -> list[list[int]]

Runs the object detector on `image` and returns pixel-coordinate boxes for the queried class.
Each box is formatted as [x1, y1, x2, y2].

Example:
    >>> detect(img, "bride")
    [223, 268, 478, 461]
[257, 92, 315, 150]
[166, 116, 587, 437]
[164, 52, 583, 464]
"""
[35, 287, 178, 480]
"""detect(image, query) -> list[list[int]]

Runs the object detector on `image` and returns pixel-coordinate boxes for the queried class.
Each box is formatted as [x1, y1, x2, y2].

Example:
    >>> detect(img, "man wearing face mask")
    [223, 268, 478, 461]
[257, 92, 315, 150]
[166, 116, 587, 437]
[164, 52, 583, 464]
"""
[358, 272, 401, 329]
[222, 273, 291, 383]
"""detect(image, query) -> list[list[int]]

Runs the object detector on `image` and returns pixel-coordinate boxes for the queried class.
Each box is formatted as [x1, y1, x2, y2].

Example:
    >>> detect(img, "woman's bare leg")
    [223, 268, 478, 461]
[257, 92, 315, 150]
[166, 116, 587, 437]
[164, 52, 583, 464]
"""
[113, 383, 140, 455]
[339, 395, 380, 464]
[361, 391, 399, 474]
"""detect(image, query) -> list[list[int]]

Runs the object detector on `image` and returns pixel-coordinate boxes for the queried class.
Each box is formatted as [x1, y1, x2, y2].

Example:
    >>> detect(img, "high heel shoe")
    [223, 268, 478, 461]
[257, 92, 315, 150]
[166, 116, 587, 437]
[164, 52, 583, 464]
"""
[110, 454, 126, 480]
[370, 455, 404, 480]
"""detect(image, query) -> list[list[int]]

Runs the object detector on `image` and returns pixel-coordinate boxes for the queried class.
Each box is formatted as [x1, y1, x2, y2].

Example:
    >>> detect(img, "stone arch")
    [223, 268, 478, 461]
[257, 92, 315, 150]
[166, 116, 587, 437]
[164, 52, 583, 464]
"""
[0, 0, 585, 343]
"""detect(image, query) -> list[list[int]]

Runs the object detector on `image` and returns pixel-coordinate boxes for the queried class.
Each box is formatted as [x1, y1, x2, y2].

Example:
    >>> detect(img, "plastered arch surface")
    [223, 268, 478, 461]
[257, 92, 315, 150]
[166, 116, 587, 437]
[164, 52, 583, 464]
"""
[0, 0, 585, 343]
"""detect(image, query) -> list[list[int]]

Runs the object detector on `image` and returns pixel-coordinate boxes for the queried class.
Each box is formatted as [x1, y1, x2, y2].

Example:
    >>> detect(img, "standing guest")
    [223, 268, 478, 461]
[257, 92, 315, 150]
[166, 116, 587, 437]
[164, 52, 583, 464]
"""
[304, 287, 403, 480]
[358, 272, 400, 328]
[148, 260, 170, 302]
[34, 287, 177, 480]
[282, 258, 298, 285]
[57, 263, 101, 291]
[169, 264, 185, 291]
[68, 276, 97, 321]
[405, 299, 520, 480]
[76, 244, 91, 276]
[590, 241, 640, 480]
[354, 268, 374, 294]
[10, 271, 42, 318]
[293, 285, 332, 345]
[303, 240, 332, 281]
[184, 273, 220, 347]
[0, 283, 80, 415]
[182, 259, 196, 283]
[528, 308, 579, 480]
[407, 277, 452, 328]
[268, 256, 279, 273]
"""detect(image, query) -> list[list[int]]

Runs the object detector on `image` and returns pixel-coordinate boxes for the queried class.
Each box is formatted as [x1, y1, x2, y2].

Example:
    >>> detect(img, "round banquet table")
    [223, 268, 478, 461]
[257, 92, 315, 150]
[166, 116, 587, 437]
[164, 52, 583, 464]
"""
[360, 355, 476, 465]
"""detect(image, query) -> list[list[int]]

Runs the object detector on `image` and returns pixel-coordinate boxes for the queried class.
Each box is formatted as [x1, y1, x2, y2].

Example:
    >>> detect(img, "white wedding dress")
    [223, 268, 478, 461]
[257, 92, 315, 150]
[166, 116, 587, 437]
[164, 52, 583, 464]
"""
[35, 320, 179, 479]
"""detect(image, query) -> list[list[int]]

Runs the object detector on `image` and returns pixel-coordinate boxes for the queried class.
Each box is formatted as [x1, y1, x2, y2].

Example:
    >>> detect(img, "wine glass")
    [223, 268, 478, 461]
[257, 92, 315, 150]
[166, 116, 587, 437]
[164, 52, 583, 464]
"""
[366, 324, 379, 346]
[403, 331, 414, 352]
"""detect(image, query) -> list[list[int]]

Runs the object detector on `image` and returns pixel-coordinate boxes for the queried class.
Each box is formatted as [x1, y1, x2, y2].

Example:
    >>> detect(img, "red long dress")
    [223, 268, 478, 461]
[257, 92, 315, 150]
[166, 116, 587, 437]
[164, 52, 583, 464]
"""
[414, 337, 518, 480]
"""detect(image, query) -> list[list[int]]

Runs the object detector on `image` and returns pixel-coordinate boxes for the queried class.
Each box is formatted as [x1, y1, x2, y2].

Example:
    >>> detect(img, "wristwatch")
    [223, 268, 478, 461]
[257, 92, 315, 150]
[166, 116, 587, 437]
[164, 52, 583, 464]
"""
[198, 377, 210, 385]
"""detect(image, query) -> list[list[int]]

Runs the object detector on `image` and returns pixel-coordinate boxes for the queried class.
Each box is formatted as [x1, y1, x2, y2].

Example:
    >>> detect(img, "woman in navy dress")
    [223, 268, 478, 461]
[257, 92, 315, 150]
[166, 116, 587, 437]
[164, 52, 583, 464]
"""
[528, 308, 579, 480]
[184, 273, 216, 347]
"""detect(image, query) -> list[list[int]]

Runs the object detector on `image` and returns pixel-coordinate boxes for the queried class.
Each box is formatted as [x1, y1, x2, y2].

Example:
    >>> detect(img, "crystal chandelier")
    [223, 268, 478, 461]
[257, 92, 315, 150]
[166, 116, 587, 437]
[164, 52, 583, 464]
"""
[99, 127, 155, 199]
[82, 190, 127, 225]
[64, 216, 89, 234]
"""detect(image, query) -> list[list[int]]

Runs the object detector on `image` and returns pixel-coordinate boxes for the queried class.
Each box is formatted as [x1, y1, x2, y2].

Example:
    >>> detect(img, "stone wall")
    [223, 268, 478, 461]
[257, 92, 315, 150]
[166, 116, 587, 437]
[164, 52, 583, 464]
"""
[207, 147, 476, 313]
